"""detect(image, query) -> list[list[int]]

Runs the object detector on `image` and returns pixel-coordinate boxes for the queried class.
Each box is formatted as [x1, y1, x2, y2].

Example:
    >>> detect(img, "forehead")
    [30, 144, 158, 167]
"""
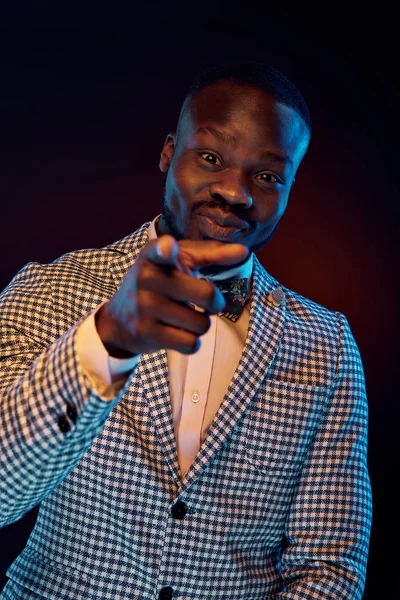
[188, 81, 280, 121]
[179, 81, 308, 156]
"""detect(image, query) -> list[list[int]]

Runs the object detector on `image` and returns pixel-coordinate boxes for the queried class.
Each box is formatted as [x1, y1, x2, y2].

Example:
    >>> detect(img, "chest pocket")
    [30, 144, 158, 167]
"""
[245, 380, 328, 472]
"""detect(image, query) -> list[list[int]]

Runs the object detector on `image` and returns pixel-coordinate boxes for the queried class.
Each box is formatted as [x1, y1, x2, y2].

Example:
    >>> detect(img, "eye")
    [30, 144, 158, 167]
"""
[199, 152, 222, 166]
[256, 172, 283, 185]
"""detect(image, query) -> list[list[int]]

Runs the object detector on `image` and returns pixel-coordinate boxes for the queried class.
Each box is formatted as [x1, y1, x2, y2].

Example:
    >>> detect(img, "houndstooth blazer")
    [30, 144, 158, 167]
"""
[0, 221, 372, 599]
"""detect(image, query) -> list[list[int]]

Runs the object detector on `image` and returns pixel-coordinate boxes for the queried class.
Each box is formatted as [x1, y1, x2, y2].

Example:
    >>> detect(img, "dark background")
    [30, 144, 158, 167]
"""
[1, 2, 398, 598]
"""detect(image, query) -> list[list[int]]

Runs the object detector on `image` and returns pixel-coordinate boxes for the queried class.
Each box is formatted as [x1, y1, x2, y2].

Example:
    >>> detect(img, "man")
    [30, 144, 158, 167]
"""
[0, 61, 372, 599]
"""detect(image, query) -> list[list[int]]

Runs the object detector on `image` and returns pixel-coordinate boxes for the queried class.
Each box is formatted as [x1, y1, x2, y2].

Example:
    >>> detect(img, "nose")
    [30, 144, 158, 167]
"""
[209, 170, 253, 208]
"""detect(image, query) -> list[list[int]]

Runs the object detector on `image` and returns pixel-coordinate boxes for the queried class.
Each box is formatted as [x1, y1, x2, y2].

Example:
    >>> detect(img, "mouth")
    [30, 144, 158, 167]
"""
[197, 209, 249, 241]
[198, 208, 248, 230]
[197, 214, 247, 242]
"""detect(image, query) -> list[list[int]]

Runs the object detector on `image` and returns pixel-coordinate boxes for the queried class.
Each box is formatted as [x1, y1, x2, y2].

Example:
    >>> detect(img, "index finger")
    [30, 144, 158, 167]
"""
[177, 239, 249, 273]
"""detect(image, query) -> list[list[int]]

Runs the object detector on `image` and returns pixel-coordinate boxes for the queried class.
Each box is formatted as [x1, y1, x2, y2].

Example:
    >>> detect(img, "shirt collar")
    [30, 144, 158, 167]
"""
[148, 214, 253, 282]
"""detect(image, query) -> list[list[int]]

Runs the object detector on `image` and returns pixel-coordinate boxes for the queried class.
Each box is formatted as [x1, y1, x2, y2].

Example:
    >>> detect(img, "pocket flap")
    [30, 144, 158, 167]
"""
[6, 548, 90, 599]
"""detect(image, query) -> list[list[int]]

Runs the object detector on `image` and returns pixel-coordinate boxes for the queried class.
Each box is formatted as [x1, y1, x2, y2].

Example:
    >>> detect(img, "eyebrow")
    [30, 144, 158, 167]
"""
[196, 126, 238, 147]
[195, 126, 292, 166]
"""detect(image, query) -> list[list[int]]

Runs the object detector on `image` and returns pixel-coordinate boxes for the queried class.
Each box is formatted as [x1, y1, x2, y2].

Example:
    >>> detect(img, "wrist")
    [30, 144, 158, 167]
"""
[95, 302, 138, 359]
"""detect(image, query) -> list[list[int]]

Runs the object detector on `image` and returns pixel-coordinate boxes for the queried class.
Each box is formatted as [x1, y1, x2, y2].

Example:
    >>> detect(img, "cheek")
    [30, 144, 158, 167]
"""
[164, 167, 185, 211]
[164, 163, 199, 223]
[254, 190, 288, 222]
[274, 194, 289, 220]
[172, 160, 201, 197]
[167, 161, 207, 218]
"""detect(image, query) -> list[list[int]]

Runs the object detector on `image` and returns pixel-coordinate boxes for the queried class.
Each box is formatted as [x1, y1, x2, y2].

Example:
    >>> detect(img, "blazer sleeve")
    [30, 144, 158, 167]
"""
[0, 262, 126, 527]
[272, 312, 372, 599]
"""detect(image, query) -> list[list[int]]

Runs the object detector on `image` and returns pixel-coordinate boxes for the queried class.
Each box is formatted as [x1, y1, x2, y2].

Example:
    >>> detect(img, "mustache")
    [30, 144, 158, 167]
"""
[192, 199, 253, 225]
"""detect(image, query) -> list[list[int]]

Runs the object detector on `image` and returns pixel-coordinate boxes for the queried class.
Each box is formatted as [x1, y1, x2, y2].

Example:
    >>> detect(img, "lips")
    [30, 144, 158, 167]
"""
[198, 208, 248, 230]
[197, 212, 249, 242]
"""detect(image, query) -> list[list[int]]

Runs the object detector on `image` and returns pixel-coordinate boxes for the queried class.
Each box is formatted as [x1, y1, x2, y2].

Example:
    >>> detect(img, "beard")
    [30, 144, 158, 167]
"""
[159, 201, 185, 241]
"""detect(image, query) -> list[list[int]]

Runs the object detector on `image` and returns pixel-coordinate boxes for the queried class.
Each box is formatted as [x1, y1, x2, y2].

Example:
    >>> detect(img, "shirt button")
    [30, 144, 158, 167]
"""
[171, 500, 187, 520]
[191, 392, 200, 403]
[159, 586, 173, 600]
[57, 416, 71, 433]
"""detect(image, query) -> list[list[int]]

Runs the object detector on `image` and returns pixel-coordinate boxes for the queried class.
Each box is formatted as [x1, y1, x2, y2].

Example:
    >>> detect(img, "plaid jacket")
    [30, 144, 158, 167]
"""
[0, 221, 372, 599]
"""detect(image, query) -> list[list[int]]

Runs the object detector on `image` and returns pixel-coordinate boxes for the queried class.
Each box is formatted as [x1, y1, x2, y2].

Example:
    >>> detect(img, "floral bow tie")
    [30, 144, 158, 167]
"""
[212, 276, 250, 322]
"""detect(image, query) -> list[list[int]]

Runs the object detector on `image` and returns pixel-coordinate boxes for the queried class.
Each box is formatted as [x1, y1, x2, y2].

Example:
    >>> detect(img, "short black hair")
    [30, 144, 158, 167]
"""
[180, 60, 312, 137]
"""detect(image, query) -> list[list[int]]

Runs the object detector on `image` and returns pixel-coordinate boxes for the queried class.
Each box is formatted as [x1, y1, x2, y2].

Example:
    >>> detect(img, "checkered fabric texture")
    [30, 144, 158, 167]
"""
[0, 222, 372, 599]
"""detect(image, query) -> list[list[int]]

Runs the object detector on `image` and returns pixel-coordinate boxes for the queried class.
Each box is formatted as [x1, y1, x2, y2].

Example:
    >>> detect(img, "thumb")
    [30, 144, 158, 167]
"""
[142, 235, 180, 267]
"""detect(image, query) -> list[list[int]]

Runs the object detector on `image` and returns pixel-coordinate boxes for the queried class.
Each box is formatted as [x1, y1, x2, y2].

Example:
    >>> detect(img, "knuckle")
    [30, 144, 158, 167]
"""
[197, 313, 211, 335]
[136, 290, 156, 316]
[179, 332, 200, 355]
[136, 265, 152, 286]
[138, 257, 161, 282]
[187, 336, 200, 354]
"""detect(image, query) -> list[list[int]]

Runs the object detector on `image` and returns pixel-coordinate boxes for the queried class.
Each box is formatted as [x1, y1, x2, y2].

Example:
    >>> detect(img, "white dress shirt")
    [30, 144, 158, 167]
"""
[76, 215, 253, 475]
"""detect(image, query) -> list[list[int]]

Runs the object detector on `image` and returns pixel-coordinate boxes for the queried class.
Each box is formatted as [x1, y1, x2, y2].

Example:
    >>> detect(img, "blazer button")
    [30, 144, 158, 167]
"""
[171, 500, 187, 520]
[57, 415, 71, 433]
[159, 586, 173, 600]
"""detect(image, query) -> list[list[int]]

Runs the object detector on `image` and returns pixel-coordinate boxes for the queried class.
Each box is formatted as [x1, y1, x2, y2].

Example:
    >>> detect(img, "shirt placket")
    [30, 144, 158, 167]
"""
[177, 314, 217, 476]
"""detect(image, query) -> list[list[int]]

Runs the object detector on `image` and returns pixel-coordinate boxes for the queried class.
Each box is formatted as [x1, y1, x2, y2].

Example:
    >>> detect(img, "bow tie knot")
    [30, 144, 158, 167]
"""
[212, 276, 250, 322]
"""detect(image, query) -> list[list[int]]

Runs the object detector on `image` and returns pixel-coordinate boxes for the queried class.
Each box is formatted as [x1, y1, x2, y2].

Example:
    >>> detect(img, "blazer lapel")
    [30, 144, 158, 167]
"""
[109, 223, 182, 485]
[108, 221, 150, 289]
[135, 350, 182, 484]
[178, 255, 287, 494]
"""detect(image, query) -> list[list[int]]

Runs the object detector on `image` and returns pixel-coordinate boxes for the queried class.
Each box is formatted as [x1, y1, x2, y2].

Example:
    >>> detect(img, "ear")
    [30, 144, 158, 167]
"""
[159, 133, 176, 173]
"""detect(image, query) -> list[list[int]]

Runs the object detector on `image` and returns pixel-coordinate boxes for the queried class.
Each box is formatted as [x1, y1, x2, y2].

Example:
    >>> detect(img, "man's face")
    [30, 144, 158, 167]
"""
[158, 81, 310, 255]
